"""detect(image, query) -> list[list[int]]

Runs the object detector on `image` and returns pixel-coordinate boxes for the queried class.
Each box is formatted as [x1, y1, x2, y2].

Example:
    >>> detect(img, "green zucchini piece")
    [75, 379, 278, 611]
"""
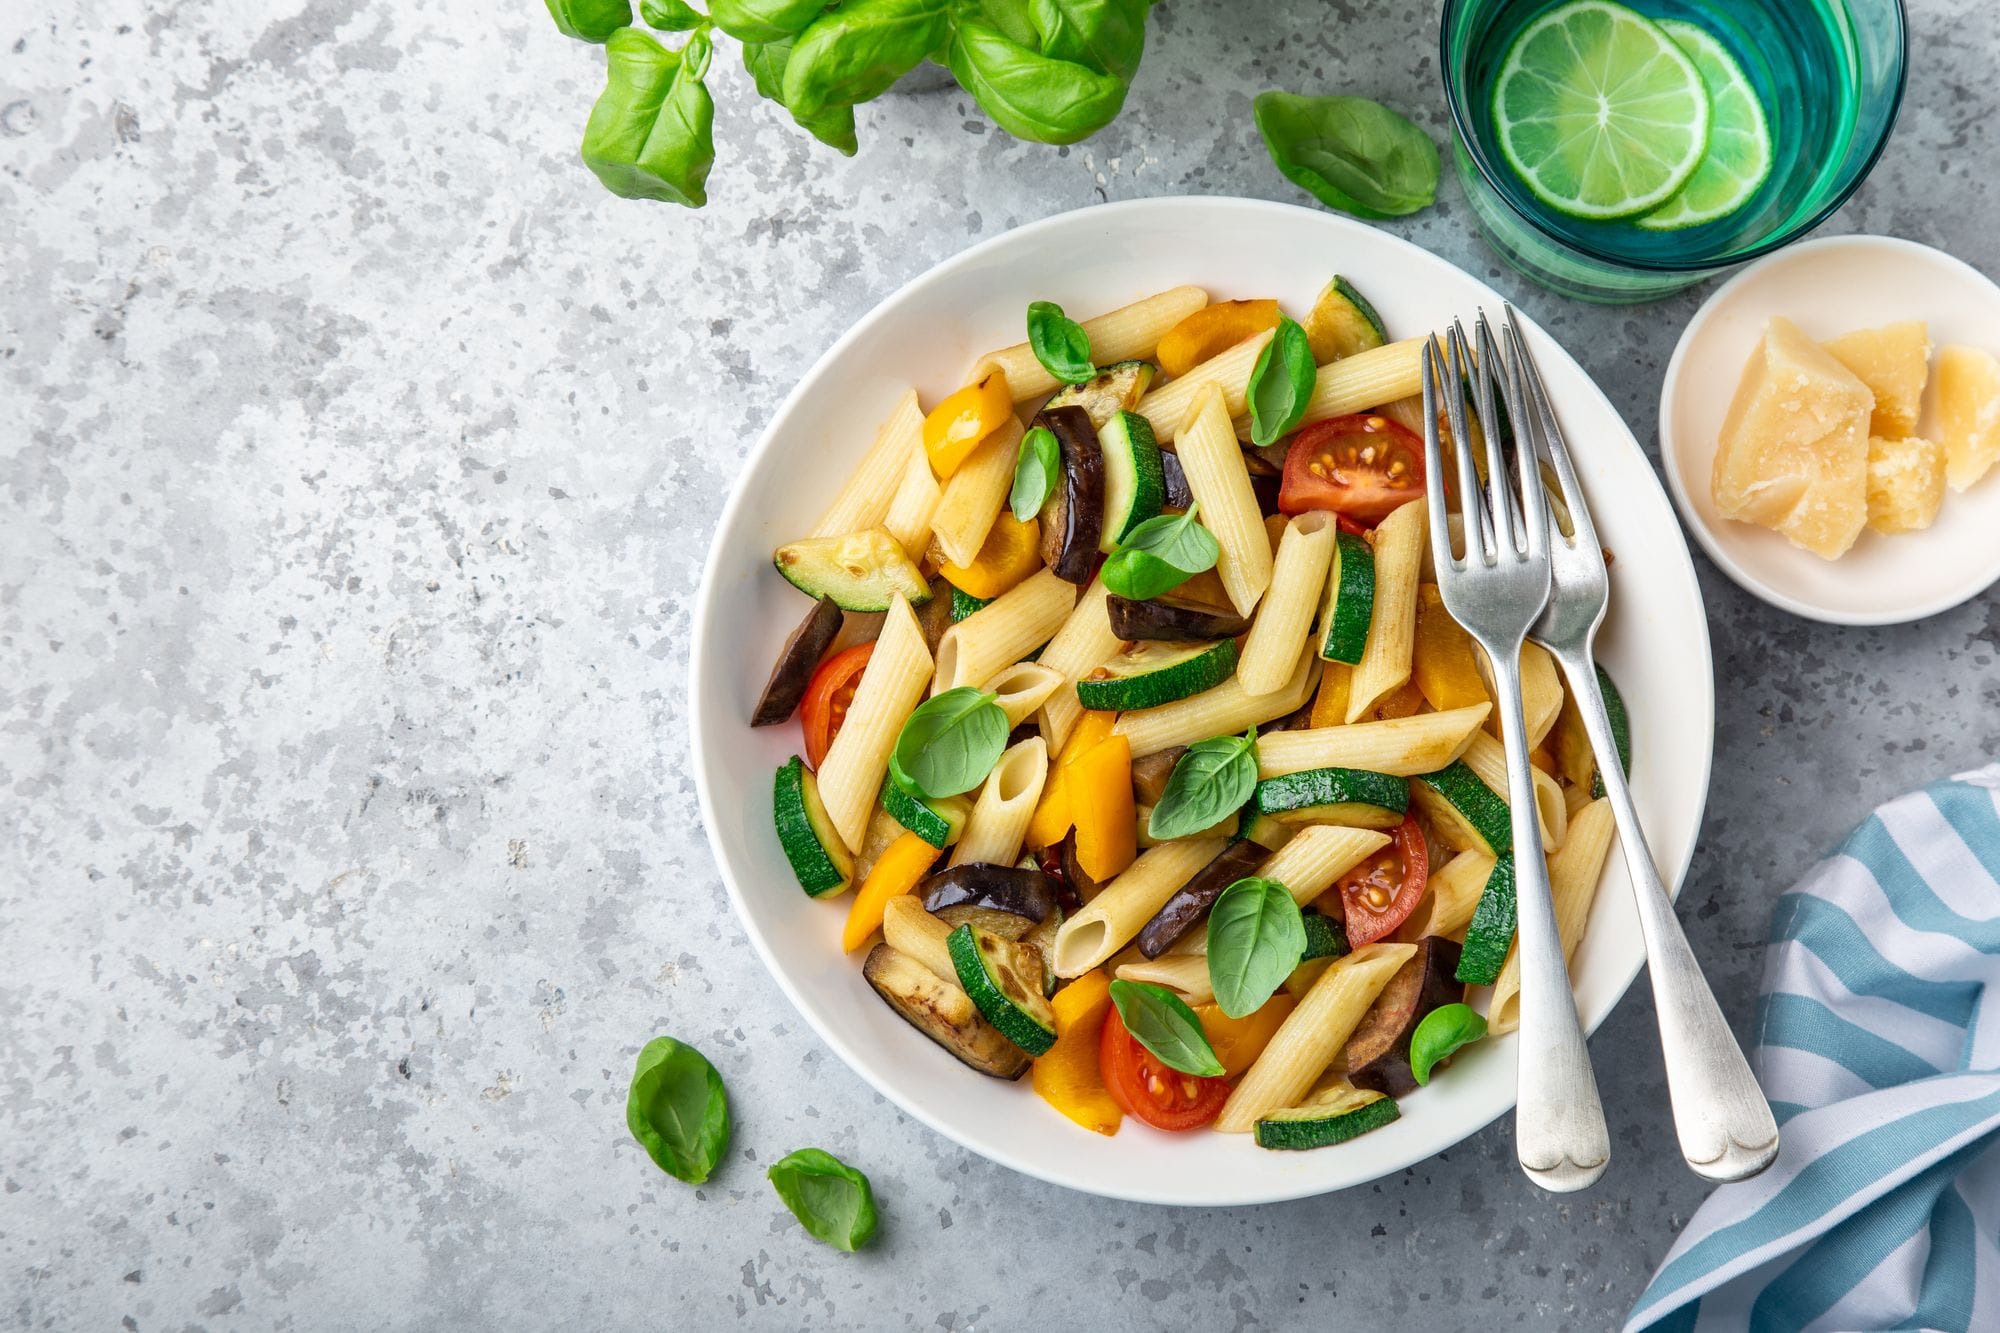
[1254, 1084, 1399, 1151]
[880, 778, 971, 849]
[1239, 811, 1297, 852]
[1096, 410, 1167, 551]
[1253, 766, 1409, 829]
[775, 756, 855, 897]
[1304, 276, 1389, 364]
[1591, 665, 1631, 799]
[1076, 638, 1238, 712]
[774, 529, 931, 612]
[947, 923, 1057, 1056]
[1411, 761, 1513, 856]
[1045, 359, 1157, 429]
[1319, 531, 1376, 664]
[1455, 853, 1517, 986]
[950, 586, 991, 622]
[1300, 910, 1348, 962]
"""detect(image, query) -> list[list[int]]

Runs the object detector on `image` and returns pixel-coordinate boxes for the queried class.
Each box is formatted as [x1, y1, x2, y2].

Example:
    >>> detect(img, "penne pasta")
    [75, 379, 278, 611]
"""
[1229, 339, 1427, 439]
[1238, 512, 1338, 694]
[1401, 849, 1496, 942]
[950, 737, 1049, 868]
[1174, 384, 1276, 616]
[881, 893, 957, 986]
[1375, 393, 1430, 439]
[1346, 498, 1427, 721]
[985, 661, 1065, 728]
[882, 439, 943, 561]
[1035, 576, 1120, 756]
[1255, 824, 1392, 908]
[1053, 837, 1229, 978]
[1115, 954, 1215, 1006]
[1488, 799, 1616, 1035]
[813, 389, 923, 539]
[1114, 643, 1317, 758]
[1134, 329, 1276, 444]
[1256, 703, 1491, 778]
[974, 286, 1209, 401]
[1458, 731, 1569, 851]
[1517, 641, 1564, 751]
[933, 568, 1076, 694]
[930, 416, 1024, 568]
[816, 595, 935, 853]
[1216, 942, 1416, 1132]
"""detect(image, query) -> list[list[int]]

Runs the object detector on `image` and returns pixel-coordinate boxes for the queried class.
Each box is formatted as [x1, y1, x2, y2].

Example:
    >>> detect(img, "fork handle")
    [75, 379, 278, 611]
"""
[1551, 646, 1780, 1183]
[1487, 636, 1611, 1193]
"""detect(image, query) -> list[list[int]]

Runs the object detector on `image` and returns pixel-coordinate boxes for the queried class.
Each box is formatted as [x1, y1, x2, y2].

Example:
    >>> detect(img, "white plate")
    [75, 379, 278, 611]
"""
[1659, 234, 2000, 625]
[689, 197, 1714, 1206]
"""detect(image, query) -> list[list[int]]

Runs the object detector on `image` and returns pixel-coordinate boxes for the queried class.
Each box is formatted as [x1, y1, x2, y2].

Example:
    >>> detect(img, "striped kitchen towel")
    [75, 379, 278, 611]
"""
[1627, 766, 2000, 1333]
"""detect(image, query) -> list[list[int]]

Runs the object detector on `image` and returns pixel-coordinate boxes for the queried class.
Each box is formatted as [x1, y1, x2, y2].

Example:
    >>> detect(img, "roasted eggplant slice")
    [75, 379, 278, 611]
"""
[1160, 448, 1194, 510]
[1106, 595, 1253, 642]
[1129, 746, 1187, 808]
[1035, 405, 1106, 584]
[751, 596, 843, 726]
[914, 574, 957, 657]
[1345, 935, 1465, 1097]
[1136, 839, 1270, 958]
[1055, 831, 1101, 906]
[862, 944, 1031, 1080]
[920, 863, 1058, 928]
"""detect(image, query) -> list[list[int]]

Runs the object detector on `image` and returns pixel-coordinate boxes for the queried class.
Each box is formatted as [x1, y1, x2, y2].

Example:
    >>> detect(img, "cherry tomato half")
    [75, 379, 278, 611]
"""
[1279, 413, 1425, 524]
[1098, 1007, 1231, 1132]
[1337, 812, 1429, 946]
[800, 642, 873, 770]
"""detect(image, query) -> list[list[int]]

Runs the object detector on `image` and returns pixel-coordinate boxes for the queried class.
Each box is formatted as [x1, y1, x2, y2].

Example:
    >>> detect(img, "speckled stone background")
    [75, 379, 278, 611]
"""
[5, 0, 1997, 1328]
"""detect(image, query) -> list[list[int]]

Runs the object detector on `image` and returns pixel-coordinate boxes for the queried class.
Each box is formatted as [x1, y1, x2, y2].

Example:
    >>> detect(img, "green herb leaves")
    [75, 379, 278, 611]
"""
[1410, 1003, 1488, 1085]
[1109, 979, 1225, 1077]
[547, 0, 634, 42]
[893, 687, 1009, 798]
[768, 1148, 880, 1251]
[1101, 503, 1221, 601]
[639, 0, 704, 30]
[627, 1035, 731, 1183]
[1149, 728, 1257, 840]
[1253, 92, 1441, 220]
[1247, 315, 1317, 447]
[783, 0, 952, 119]
[947, 20, 1133, 146]
[1011, 425, 1061, 522]
[709, 0, 825, 44]
[1026, 301, 1096, 385]
[1205, 877, 1309, 1018]
[581, 27, 718, 207]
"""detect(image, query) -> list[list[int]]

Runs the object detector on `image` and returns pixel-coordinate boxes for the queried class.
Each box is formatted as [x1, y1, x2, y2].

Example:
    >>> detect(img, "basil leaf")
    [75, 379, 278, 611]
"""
[783, 0, 952, 118]
[1100, 548, 1184, 601]
[709, 0, 823, 43]
[1253, 92, 1440, 220]
[1148, 728, 1257, 840]
[1101, 505, 1219, 599]
[1247, 315, 1317, 447]
[1025, 301, 1095, 386]
[743, 39, 861, 156]
[547, 0, 634, 42]
[1010, 425, 1061, 523]
[1410, 1002, 1488, 1086]
[1030, 0, 1149, 82]
[626, 1035, 730, 1183]
[640, 0, 705, 30]
[1108, 979, 1226, 1078]
[946, 19, 1131, 145]
[767, 1147, 879, 1251]
[1205, 877, 1309, 1019]
[581, 28, 717, 207]
[892, 687, 1009, 798]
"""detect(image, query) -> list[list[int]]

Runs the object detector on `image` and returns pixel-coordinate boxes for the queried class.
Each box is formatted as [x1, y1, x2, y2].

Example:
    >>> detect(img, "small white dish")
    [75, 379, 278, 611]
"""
[1659, 234, 2000, 625]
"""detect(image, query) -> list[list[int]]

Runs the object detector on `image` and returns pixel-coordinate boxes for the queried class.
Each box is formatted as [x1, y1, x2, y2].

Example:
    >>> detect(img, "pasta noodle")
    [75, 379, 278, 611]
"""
[1134, 330, 1276, 444]
[1488, 799, 1616, 1035]
[1173, 384, 1275, 616]
[813, 389, 922, 539]
[1228, 339, 1427, 438]
[1255, 824, 1392, 907]
[1458, 731, 1569, 851]
[1255, 703, 1491, 778]
[930, 416, 1024, 567]
[1034, 576, 1120, 756]
[881, 893, 957, 986]
[1238, 512, 1337, 695]
[984, 661, 1064, 727]
[950, 737, 1049, 868]
[1401, 849, 1496, 942]
[1114, 643, 1316, 757]
[816, 595, 934, 853]
[1052, 837, 1229, 978]
[1346, 498, 1427, 721]
[974, 286, 1208, 401]
[882, 440, 942, 561]
[1114, 954, 1214, 1006]
[933, 568, 1076, 694]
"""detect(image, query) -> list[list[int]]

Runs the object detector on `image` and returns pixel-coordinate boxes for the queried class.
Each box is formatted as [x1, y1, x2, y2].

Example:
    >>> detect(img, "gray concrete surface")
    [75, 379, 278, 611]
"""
[5, 1, 1997, 1328]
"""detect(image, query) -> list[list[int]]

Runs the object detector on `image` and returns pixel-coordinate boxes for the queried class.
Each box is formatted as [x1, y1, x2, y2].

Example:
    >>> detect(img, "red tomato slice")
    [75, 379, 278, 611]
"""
[801, 643, 873, 770]
[1337, 813, 1429, 946]
[1279, 414, 1425, 524]
[1098, 1007, 1231, 1131]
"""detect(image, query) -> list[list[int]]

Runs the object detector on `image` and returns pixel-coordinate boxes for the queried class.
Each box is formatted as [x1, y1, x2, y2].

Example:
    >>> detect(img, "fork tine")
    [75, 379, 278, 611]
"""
[1420, 337, 1459, 575]
[1499, 318, 1551, 560]
[1472, 313, 1520, 557]
[1505, 304, 1601, 555]
[1443, 323, 1494, 563]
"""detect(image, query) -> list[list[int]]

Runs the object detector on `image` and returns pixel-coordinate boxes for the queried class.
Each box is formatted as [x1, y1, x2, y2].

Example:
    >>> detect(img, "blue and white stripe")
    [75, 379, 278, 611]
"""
[1627, 766, 2000, 1332]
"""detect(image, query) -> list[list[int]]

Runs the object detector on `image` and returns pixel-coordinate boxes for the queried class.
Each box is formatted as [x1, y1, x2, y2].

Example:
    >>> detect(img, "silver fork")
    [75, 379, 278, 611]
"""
[1422, 316, 1611, 1194]
[1506, 306, 1780, 1184]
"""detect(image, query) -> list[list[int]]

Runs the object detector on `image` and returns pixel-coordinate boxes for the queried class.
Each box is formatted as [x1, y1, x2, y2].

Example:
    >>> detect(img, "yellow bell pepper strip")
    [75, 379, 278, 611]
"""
[1171, 568, 1235, 613]
[1413, 583, 1489, 712]
[1310, 661, 1352, 729]
[842, 831, 941, 953]
[1070, 732, 1137, 882]
[1032, 969, 1123, 1135]
[922, 369, 1014, 479]
[1366, 680, 1426, 721]
[1155, 299, 1282, 378]
[939, 510, 1041, 600]
[1026, 709, 1119, 849]
[1194, 993, 1298, 1078]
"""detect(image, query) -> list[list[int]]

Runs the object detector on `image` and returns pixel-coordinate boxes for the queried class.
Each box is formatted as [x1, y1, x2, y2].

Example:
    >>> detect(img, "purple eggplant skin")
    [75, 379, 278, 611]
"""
[1160, 448, 1194, 510]
[1346, 936, 1466, 1097]
[1130, 746, 1187, 808]
[1106, 595, 1253, 643]
[920, 863, 1058, 925]
[1055, 832, 1098, 910]
[1249, 469, 1282, 517]
[1036, 406, 1106, 584]
[914, 575, 956, 656]
[751, 596, 843, 726]
[1135, 840, 1270, 958]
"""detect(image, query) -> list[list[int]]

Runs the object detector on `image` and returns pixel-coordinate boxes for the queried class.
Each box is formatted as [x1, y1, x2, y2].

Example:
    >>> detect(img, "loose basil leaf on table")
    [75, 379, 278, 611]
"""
[1010, 424, 1062, 523]
[1025, 301, 1095, 385]
[708, 0, 825, 43]
[1246, 315, 1317, 447]
[582, 27, 718, 207]
[1409, 1002, 1488, 1085]
[945, 18, 1132, 145]
[640, 0, 705, 30]
[1205, 877, 1309, 1018]
[783, 0, 953, 119]
[1101, 503, 1220, 601]
[546, 0, 634, 42]
[1148, 727, 1257, 840]
[1253, 91, 1441, 220]
[626, 1035, 731, 1184]
[743, 39, 861, 155]
[892, 686, 1010, 798]
[1108, 979, 1226, 1078]
[768, 1147, 880, 1252]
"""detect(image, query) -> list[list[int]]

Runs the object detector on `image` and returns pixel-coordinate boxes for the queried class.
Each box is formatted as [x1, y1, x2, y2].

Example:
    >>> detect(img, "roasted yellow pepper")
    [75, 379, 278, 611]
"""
[1194, 993, 1297, 1078]
[1413, 583, 1490, 712]
[1070, 732, 1137, 882]
[1310, 661, 1351, 729]
[841, 831, 940, 953]
[1026, 710, 1118, 849]
[939, 510, 1041, 599]
[1155, 299, 1281, 378]
[922, 368, 1014, 479]
[1032, 969, 1122, 1135]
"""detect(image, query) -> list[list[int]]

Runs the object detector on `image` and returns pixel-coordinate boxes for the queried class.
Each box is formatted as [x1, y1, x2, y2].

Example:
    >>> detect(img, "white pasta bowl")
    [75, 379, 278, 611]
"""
[689, 197, 1714, 1206]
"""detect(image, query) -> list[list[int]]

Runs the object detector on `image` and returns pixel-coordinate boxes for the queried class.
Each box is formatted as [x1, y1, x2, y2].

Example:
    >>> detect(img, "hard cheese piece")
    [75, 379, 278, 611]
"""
[1822, 320, 1930, 438]
[1865, 435, 1946, 535]
[1936, 344, 2000, 492]
[1712, 316, 1873, 559]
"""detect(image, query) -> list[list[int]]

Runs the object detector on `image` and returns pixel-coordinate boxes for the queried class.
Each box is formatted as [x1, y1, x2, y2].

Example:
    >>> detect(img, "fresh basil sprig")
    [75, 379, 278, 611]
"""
[1010, 425, 1061, 523]
[639, 0, 703, 30]
[893, 687, 1009, 798]
[1253, 92, 1440, 220]
[1247, 315, 1317, 447]
[548, 0, 634, 42]
[627, 1035, 731, 1184]
[1205, 877, 1309, 1019]
[768, 1148, 880, 1251]
[708, 0, 824, 44]
[742, 39, 860, 156]
[1025, 301, 1096, 385]
[1409, 1003, 1488, 1086]
[1101, 502, 1220, 601]
[1108, 979, 1225, 1078]
[581, 27, 718, 207]
[1148, 727, 1258, 840]
[947, 19, 1133, 146]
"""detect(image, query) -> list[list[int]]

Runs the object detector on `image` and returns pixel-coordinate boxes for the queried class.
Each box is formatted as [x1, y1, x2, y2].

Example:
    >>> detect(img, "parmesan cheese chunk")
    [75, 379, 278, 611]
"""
[1864, 435, 1945, 535]
[1822, 320, 1931, 438]
[1711, 317, 1873, 559]
[1936, 344, 2000, 492]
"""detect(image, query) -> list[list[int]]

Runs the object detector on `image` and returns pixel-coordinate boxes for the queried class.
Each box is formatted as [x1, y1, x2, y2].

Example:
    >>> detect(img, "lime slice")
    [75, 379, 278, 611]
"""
[1491, 0, 1712, 221]
[1634, 20, 1773, 230]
